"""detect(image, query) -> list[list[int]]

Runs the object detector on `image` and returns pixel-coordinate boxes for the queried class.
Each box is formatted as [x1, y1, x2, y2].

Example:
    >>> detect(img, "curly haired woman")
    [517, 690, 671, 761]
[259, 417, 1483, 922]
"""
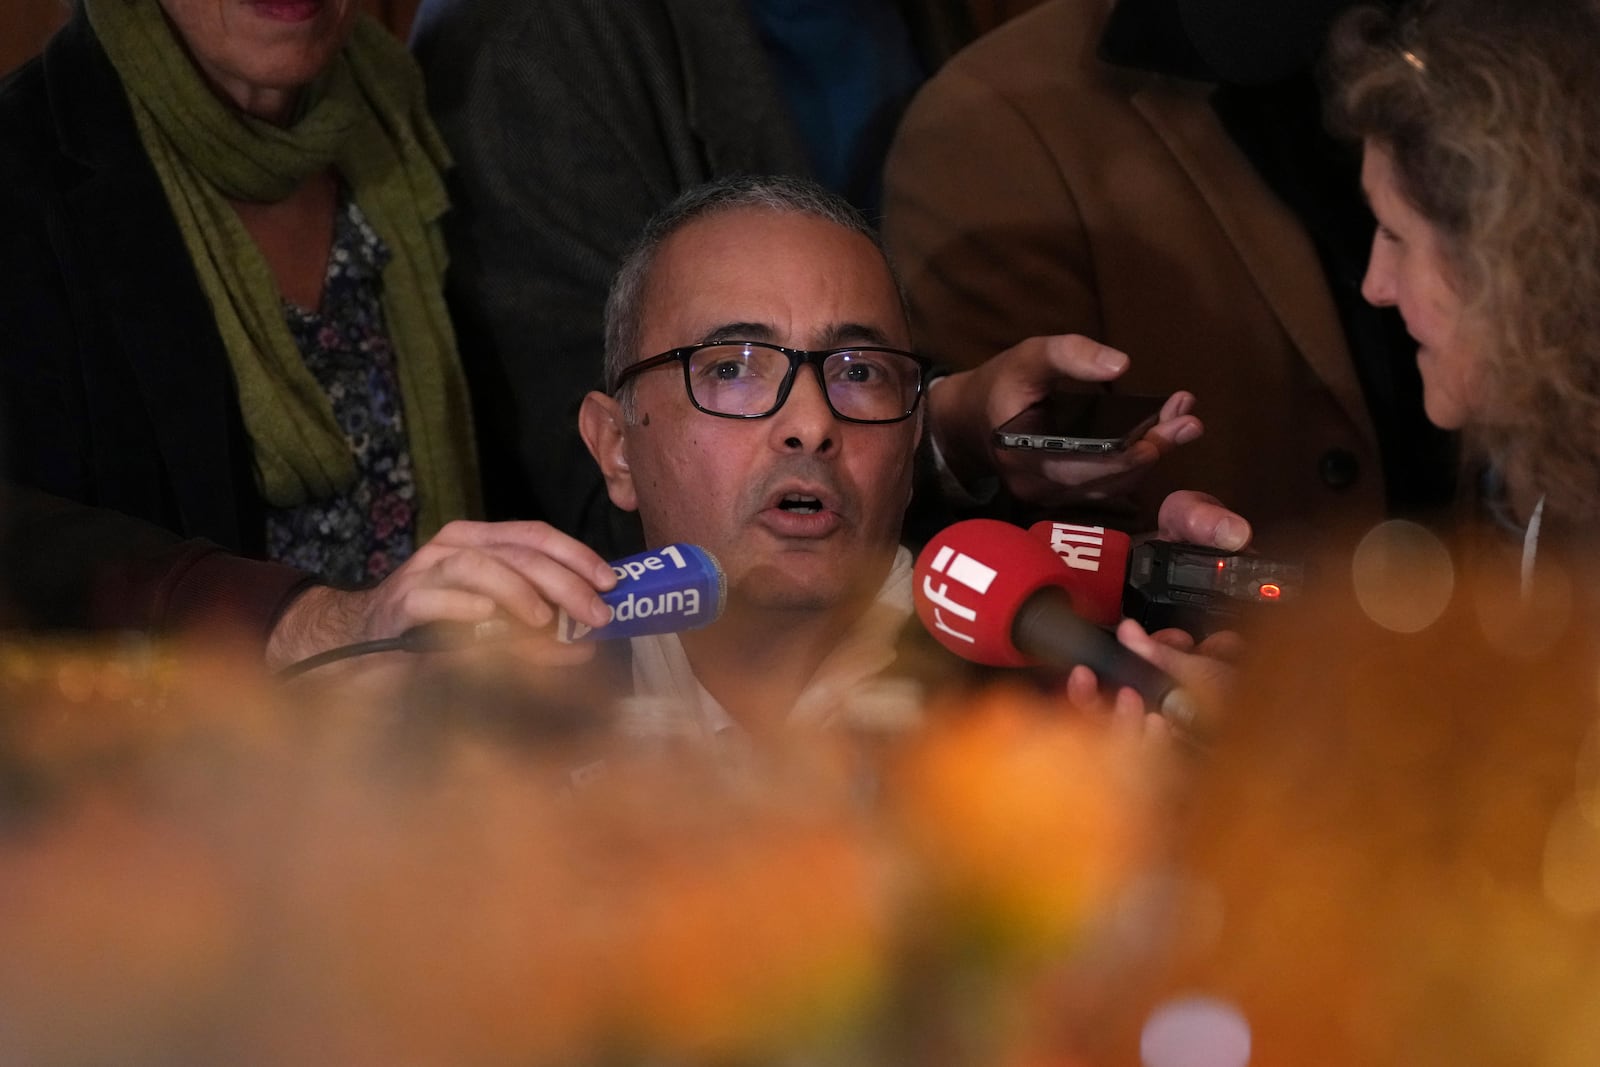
[1329, 0, 1600, 577]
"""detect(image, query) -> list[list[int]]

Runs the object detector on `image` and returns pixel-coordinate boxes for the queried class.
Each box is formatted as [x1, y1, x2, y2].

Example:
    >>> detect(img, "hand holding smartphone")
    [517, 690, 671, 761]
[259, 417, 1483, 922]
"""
[992, 390, 1169, 454]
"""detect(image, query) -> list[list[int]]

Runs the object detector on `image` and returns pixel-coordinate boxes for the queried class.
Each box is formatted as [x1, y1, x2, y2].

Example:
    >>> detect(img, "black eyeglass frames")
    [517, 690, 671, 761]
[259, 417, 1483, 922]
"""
[609, 341, 932, 424]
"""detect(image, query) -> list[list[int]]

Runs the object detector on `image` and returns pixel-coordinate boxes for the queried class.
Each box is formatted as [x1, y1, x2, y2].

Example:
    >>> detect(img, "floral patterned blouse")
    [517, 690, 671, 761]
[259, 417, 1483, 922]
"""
[264, 196, 418, 586]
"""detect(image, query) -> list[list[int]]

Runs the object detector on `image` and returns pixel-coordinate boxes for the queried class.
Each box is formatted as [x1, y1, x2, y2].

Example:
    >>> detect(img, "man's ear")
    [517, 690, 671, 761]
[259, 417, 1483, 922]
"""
[579, 391, 638, 512]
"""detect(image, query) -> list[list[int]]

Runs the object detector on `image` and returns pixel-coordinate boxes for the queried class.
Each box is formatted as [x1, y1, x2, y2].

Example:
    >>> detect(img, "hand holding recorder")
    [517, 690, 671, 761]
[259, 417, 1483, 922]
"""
[1028, 518, 1301, 635]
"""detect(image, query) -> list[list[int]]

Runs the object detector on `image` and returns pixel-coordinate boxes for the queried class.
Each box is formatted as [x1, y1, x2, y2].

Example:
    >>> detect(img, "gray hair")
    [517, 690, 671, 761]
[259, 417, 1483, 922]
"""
[601, 175, 907, 415]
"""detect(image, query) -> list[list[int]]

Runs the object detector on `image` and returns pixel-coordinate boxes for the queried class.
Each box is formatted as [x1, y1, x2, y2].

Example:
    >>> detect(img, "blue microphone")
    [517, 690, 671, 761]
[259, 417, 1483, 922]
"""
[556, 543, 726, 642]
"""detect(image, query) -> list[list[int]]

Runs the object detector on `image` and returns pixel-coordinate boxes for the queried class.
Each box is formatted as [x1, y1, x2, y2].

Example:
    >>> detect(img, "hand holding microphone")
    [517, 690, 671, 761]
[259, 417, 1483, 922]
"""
[913, 519, 1206, 737]
[275, 528, 726, 678]
[405, 541, 728, 648]
[554, 543, 725, 642]
[1094, 616, 1243, 735]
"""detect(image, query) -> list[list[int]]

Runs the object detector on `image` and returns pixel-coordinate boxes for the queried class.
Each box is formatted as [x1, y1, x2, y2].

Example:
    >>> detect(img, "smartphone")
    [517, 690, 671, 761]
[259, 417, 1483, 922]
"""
[992, 391, 1167, 454]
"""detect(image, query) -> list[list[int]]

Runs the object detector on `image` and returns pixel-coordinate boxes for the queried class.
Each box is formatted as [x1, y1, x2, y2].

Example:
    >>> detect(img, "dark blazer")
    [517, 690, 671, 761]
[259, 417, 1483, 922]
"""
[0, 485, 311, 641]
[410, 0, 976, 555]
[884, 0, 1390, 548]
[0, 6, 266, 555]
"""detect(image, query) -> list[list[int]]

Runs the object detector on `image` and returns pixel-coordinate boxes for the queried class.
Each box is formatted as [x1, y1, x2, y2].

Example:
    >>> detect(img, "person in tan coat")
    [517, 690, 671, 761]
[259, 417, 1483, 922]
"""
[884, 0, 1455, 549]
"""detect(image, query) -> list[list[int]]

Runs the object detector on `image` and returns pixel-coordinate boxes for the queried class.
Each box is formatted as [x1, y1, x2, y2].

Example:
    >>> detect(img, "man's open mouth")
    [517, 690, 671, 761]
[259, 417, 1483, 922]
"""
[777, 493, 823, 515]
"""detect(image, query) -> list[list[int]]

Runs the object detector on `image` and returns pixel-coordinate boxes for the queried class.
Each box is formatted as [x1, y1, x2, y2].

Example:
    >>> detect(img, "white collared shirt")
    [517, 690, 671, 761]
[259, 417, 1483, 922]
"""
[624, 546, 915, 746]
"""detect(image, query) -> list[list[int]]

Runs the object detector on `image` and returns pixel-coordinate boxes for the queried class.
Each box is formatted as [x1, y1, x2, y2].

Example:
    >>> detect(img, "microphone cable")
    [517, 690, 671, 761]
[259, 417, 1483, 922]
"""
[275, 619, 513, 681]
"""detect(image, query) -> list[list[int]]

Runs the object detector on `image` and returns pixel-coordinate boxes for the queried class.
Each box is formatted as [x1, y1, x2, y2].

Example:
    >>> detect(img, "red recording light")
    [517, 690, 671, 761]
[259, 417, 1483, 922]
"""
[1258, 584, 1283, 600]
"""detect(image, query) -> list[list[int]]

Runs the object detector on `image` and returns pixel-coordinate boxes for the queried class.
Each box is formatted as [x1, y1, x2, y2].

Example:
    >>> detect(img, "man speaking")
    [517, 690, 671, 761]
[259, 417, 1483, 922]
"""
[575, 175, 1242, 737]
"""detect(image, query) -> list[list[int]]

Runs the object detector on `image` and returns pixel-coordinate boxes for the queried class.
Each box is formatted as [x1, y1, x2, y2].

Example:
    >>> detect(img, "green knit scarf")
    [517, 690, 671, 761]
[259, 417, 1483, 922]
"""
[85, 0, 479, 540]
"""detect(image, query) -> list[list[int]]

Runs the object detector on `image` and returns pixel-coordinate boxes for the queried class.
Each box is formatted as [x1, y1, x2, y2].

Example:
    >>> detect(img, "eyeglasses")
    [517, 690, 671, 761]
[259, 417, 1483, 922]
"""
[610, 341, 933, 424]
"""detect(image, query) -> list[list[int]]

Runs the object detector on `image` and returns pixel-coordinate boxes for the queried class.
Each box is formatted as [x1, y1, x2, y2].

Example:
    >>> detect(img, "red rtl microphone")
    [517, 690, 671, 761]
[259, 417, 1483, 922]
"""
[1023, 521, 1131, 627]
[913, 519, 1199, 735]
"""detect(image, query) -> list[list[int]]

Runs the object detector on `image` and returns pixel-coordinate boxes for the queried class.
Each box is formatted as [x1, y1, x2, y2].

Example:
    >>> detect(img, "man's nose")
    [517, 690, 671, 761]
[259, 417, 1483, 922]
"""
[769, 363, 838, 454]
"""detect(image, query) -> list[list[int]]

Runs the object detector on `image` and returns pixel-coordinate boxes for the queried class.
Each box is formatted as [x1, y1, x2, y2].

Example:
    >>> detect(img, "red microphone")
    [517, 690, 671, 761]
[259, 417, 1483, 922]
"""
[913, 519, 1200, 735]
[1025, 521, 1131, 627]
